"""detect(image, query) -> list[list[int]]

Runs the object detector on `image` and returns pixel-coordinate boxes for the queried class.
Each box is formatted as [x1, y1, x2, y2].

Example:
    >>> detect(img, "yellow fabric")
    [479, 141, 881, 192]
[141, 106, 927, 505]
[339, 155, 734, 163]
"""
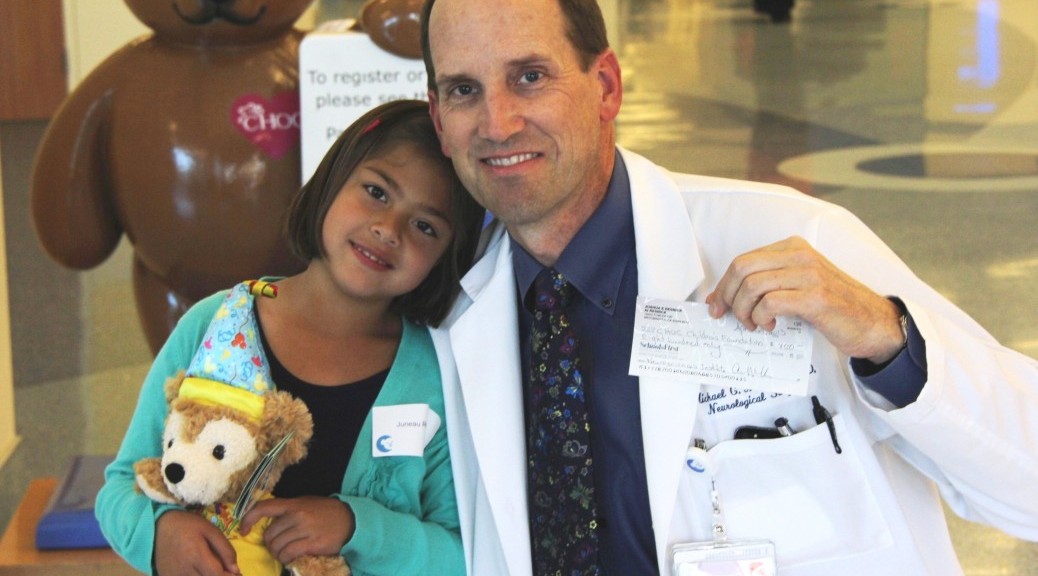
[228, 518, 282, 576]
[203, 497, 282, 576]
[179, 377, 265, 422]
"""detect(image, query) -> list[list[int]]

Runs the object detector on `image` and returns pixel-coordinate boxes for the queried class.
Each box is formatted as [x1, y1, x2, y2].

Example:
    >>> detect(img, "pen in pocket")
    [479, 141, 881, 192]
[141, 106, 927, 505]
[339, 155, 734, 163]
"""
[811, 396, 842, 454]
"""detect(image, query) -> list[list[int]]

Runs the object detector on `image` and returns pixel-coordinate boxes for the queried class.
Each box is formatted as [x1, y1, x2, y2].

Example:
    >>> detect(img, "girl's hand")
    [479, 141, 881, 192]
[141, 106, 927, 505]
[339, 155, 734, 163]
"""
[155, 509, 240, 575]
[239, 496, 355, 565]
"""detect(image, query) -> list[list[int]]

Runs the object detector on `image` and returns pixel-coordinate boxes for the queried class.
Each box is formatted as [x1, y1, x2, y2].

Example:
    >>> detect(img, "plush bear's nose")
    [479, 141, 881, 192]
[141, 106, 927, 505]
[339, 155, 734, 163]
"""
[165, 463, 185, 484]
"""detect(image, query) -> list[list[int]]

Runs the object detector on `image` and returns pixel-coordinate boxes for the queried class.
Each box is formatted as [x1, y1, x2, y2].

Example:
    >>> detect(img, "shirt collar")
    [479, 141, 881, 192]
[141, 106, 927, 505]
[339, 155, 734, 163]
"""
[513, 149, 634, 314]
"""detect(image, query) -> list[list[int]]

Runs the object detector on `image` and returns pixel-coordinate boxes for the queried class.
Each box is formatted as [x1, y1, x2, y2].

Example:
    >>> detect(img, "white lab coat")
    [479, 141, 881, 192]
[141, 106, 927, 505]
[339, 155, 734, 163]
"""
[430, 147, 1038, 576]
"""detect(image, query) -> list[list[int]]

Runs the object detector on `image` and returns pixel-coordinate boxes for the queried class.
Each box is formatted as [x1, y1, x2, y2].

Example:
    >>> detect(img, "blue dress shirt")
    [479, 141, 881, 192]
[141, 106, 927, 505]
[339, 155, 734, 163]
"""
[515, 153, 658, 574]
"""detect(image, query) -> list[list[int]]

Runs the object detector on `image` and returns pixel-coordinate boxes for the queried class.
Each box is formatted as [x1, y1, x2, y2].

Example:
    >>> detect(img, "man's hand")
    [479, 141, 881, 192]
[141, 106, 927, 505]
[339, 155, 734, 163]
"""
[706, 236, 905, 364]
[239, 496, 355, 565]
[155, 509, 240, 576]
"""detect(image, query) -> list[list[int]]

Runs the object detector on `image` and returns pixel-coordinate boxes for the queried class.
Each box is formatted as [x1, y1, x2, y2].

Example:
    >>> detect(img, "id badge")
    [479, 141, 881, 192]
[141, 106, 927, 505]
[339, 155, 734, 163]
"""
[672, 539, 776, 576]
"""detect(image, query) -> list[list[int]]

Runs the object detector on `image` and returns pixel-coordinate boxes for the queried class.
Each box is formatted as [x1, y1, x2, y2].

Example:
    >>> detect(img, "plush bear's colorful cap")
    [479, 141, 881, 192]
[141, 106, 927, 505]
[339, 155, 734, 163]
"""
[181, 280, 279, 422]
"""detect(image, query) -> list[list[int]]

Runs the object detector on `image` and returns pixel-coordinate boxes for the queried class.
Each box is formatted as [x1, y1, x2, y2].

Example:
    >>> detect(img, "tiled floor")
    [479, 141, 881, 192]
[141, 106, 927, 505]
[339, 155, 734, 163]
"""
[2, 0, 1036, 573]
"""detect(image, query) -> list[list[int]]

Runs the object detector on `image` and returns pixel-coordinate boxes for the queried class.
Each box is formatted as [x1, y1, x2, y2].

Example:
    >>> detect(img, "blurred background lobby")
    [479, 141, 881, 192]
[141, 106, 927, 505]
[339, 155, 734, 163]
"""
[1, 0, 1035, 573]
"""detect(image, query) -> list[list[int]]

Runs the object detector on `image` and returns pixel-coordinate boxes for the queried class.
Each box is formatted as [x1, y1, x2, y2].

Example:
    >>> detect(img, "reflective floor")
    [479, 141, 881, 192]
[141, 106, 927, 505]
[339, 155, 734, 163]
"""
[1, 0, 1036, 573]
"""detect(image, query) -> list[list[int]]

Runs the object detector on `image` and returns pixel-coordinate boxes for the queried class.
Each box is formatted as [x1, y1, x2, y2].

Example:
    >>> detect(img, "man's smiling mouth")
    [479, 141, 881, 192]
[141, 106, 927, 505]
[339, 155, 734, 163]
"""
[484, 153, 540, 167]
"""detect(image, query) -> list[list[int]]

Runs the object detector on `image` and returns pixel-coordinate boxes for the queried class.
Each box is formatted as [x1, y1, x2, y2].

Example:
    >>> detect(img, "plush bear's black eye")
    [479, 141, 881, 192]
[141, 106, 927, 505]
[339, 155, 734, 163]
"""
[167, 439, 173, 449]
[213, 445, 225, 460]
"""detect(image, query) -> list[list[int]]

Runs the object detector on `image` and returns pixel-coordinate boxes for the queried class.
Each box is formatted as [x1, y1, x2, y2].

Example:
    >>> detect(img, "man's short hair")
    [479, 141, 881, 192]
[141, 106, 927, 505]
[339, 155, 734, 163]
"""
[420, 0, 610, 92]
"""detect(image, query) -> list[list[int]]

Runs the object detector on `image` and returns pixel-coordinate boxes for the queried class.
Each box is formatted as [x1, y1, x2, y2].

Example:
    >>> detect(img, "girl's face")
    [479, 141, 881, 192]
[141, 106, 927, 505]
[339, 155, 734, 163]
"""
[320, 142, 456, 304]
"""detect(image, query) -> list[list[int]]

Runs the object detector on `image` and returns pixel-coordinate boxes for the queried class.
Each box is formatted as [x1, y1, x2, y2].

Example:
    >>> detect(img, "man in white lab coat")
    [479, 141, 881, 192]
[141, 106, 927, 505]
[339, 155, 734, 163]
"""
[421, 0, 1038, 574]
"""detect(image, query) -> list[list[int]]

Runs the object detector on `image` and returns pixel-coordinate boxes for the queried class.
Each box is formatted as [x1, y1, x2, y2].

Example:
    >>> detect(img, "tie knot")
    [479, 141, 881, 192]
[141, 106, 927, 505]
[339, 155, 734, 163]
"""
[532, 268, 573, 311]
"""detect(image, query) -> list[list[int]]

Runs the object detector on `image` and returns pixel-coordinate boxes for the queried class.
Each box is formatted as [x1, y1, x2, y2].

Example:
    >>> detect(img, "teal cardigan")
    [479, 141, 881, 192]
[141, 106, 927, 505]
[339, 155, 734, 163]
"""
[95, 288, 463, 575]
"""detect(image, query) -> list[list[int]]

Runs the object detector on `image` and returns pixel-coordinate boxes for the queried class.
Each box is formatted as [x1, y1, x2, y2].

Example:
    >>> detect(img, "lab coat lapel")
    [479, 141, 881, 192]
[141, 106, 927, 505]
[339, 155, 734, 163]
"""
[623, 148, 705, 569]
[449, 150, 709, 572]
[449, 227, 533, 574]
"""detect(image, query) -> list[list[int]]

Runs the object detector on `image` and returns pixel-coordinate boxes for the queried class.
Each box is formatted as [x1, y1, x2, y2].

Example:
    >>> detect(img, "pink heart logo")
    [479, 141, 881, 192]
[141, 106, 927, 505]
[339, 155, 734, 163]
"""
[230, 91, 301, 160]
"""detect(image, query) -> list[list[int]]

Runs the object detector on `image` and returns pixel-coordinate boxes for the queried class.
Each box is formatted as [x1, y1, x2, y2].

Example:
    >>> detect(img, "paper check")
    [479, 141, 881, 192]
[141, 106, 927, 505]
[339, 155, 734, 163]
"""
[629, 297, 813, 396]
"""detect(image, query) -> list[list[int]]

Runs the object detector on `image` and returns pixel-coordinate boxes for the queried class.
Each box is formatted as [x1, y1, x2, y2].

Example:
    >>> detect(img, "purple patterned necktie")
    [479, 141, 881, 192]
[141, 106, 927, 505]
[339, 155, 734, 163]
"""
[525, 268, 600, 575]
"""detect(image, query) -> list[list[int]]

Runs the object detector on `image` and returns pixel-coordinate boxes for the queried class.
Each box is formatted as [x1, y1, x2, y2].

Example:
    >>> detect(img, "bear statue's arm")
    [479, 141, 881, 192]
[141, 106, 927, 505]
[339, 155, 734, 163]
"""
[29, 49, 130, 270]
[95, 290, 231, 574]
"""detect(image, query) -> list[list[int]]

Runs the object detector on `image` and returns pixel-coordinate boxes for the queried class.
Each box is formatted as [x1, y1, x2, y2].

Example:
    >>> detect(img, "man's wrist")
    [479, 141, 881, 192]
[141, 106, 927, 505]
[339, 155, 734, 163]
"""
[887, 299, 909, 363]
[852, 297, 927, 408]
[861, 297, 909, 366]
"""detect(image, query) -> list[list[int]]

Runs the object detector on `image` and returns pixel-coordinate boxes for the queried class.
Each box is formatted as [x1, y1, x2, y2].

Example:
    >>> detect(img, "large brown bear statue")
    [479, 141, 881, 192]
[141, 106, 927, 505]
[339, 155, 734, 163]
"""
[31, 0, 425, 354]
[30, 0, 315, 354]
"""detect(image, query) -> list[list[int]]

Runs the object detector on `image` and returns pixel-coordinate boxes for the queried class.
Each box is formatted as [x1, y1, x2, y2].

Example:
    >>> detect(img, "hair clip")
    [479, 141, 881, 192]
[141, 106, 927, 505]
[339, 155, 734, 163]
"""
[362, 117, 382, 135]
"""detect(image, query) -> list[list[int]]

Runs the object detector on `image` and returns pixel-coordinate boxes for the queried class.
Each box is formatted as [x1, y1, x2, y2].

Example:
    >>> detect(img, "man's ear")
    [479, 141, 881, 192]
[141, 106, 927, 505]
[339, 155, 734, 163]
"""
[595, 49, 623, 123]
[427, 91, 452, 157]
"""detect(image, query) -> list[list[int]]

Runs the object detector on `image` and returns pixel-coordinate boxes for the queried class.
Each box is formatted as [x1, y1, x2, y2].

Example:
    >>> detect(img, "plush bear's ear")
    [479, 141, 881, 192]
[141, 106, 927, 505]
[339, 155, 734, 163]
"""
[164, 371, 187, 404]
[259, 390, 314, 467]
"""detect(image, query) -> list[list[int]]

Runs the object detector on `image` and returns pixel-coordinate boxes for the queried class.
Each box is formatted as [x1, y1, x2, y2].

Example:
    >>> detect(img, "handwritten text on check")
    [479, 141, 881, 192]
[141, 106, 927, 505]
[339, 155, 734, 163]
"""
[629, 297, 813, 396]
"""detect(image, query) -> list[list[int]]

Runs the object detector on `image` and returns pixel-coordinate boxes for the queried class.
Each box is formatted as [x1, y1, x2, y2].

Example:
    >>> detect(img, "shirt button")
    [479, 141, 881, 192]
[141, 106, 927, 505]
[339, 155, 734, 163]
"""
[601, 298, 614, 309]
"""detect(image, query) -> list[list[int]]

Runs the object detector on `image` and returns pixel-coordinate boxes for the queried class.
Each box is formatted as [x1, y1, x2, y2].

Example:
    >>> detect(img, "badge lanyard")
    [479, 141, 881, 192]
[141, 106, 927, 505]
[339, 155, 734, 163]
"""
[710, 474, 728, 542]
[672, 445, 776, 576]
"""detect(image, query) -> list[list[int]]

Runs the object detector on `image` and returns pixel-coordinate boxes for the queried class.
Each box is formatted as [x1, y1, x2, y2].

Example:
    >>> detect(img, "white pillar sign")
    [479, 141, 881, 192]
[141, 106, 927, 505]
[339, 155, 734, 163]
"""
[299, 20, 429, 183]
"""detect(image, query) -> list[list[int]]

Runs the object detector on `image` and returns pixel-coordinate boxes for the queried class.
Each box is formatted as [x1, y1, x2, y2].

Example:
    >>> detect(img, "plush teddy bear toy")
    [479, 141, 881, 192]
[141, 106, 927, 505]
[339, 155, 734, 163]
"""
[133, 281, 350, 576]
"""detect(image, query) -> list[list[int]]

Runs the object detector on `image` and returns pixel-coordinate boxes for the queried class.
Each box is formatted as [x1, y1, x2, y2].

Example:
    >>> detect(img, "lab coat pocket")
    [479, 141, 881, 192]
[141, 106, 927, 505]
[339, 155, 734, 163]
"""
[710, 414, 894, 567]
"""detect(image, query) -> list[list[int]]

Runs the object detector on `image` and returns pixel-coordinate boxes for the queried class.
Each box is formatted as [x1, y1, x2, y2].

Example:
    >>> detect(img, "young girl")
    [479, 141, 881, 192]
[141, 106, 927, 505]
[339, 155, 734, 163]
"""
[96, 100, 485, 576]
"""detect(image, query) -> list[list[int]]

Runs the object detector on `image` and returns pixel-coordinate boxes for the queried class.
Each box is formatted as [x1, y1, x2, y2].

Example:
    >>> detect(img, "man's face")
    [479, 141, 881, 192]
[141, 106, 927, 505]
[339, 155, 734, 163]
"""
[426, 0, 621, 234]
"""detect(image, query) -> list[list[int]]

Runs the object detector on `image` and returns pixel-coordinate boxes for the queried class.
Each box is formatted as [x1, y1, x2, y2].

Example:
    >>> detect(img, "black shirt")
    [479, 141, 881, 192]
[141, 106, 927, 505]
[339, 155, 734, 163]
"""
[256, 314, 387, 498]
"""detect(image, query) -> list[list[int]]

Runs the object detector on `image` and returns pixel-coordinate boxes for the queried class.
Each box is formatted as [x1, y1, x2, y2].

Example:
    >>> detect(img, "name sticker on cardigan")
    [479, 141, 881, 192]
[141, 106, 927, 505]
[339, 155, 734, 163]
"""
[629, 297, 813, 397]
[372, 404, 441, 457]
